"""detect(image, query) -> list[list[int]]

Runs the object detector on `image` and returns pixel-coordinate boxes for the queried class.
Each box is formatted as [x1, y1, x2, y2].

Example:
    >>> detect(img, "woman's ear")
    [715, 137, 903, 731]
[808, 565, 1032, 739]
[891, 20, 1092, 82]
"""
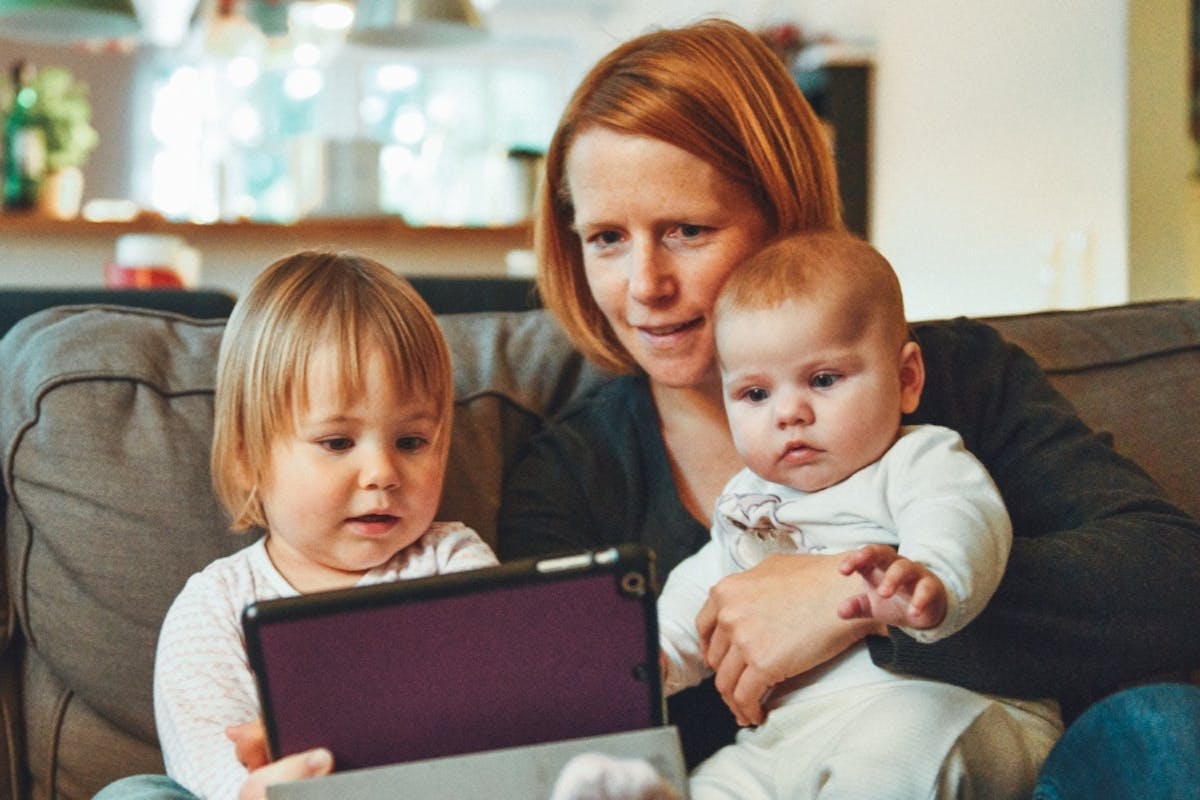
[898, 340, 925, 414]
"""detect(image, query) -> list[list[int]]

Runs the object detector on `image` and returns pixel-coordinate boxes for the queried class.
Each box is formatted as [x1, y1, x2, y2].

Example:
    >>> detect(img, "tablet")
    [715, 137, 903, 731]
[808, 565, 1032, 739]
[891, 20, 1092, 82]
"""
[242, 544, 663, 772]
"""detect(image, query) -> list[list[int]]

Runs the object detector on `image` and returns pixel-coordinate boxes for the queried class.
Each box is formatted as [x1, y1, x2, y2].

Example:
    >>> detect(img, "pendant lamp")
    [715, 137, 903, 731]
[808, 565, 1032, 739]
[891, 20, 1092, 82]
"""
[0, 0, 140, 42]
[131, 0, 201, 47]
[350, 0, 484, 48]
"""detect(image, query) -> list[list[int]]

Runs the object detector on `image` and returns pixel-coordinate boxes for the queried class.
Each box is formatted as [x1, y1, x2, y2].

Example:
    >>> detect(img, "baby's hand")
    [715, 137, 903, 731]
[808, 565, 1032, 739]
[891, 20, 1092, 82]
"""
[549, 752, 679, 800]
[836, 544, 947, 630]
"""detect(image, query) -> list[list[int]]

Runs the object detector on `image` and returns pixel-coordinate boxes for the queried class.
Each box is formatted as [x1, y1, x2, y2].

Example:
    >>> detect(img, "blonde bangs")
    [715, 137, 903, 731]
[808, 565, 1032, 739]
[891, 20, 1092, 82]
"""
[211, 252, 452, 531]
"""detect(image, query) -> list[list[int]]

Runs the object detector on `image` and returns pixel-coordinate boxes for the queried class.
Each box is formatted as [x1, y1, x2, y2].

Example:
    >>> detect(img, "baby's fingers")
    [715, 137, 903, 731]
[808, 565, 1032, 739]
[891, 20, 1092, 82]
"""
[837, 593, 873, 621]
[904, 577, 947, 628]
[838, 544, 896, 576]
[874, 558, 921, 598]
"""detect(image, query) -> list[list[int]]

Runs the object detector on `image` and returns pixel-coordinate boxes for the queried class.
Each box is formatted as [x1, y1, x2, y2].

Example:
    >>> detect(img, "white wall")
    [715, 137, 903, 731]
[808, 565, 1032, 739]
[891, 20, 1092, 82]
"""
[571, 0, 1198, 318]
[867, 1, 1131, 318]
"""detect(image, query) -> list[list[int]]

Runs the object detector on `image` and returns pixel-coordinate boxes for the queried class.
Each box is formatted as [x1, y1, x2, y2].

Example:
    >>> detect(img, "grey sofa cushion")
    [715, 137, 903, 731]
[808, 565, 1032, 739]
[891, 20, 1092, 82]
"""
[983, 300, 1200, 521]
[0, 304, 607, 799]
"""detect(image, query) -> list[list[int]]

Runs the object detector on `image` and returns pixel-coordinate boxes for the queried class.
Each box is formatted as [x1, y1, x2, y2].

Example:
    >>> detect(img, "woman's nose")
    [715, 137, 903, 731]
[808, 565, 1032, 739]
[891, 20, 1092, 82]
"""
[627, 241, 674, 304]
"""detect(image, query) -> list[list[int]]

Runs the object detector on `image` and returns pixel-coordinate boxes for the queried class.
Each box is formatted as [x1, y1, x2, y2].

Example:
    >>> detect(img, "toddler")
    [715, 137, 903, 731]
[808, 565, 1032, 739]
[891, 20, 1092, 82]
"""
[153, 251, 498, 799]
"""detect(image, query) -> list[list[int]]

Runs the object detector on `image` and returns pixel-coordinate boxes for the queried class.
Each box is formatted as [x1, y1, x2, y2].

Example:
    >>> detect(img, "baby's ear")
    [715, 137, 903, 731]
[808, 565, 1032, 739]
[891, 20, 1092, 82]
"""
[898, 341, 925, 414]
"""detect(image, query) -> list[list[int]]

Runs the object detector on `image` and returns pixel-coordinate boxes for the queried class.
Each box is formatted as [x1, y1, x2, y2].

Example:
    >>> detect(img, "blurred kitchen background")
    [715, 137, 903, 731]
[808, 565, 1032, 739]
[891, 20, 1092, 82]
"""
[0, 0, 1196, 320]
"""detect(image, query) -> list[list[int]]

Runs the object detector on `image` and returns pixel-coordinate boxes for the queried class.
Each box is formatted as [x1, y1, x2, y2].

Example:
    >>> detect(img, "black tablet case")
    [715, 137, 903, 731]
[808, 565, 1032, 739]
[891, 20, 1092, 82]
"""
[243, 545, 662, 772]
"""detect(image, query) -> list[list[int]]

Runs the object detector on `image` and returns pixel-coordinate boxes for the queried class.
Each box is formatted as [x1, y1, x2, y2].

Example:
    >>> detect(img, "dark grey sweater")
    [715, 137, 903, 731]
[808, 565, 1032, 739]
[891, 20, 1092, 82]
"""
[498, 317, 1200, 765]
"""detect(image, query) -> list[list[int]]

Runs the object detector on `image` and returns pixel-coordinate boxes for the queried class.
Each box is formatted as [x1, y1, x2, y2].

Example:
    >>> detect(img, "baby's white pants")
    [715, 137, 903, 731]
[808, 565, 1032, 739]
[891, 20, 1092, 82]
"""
[689, 680, 1062, 800]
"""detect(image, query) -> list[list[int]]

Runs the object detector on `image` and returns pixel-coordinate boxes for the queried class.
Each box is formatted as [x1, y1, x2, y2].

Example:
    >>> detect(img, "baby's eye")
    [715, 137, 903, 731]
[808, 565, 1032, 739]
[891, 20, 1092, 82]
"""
[744, 387, 770, 403]
[396, 435, 429, 452]
[321, 436, 353, 452]
[811, 373, 839, 389]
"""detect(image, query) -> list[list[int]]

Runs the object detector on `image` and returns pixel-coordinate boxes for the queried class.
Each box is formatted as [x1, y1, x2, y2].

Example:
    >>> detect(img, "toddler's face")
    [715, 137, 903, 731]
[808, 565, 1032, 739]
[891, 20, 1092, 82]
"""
[258, 344, 446, 592]
[718, 296, 921, 492]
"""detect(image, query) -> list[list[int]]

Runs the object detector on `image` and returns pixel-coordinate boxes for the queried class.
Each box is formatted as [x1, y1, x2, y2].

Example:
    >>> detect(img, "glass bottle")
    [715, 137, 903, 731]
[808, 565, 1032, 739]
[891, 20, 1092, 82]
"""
[3, 60, 47, 211]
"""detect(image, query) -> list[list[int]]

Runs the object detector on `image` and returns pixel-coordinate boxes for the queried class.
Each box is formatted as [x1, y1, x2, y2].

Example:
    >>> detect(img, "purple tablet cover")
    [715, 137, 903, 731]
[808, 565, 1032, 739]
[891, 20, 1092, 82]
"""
[243, 546, 662, 772]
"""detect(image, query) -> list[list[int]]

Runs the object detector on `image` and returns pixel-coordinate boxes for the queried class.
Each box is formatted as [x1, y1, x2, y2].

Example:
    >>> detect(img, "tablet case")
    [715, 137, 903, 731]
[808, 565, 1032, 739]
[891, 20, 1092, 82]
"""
[243, 544, 662, 772]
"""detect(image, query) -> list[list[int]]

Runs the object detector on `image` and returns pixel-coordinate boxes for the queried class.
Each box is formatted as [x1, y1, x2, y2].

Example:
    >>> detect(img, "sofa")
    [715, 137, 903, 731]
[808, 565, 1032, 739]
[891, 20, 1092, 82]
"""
[1, 294, 1198, 800]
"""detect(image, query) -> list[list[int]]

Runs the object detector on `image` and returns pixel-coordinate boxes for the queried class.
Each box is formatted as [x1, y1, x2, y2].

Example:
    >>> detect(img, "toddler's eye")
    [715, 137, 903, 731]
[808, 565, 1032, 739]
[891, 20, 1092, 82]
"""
[322, 437, 353, 452]
[397, 436, 429, 452]
[811, 373, 838, 389]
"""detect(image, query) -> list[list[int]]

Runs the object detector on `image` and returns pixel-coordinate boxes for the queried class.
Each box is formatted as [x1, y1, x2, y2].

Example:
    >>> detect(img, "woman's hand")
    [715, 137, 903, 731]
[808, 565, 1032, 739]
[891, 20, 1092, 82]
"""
[226, 720, 334, 800]
[695, 552, 885, 726]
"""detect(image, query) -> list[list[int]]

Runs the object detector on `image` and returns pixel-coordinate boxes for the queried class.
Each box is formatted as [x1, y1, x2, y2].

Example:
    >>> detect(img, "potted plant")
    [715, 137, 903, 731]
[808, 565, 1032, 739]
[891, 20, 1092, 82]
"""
[4, 65, 99, 218]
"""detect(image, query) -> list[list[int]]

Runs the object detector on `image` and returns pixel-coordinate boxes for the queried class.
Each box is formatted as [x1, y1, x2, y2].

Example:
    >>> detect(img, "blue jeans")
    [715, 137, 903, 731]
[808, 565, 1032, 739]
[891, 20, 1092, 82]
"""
[92, 774, 196, 800]
[1033, 682, 1200, 800]
[94, 683, 1200, 799]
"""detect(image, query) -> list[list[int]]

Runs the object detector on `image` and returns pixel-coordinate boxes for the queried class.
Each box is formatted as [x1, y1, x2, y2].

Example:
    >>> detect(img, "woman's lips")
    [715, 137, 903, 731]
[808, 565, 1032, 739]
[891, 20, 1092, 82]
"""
[636, 317, 703, 343]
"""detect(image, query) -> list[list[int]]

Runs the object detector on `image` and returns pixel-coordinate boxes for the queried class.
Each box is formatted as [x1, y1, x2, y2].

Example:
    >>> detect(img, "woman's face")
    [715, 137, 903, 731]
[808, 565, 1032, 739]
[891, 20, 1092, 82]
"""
[566, 128, 771, 389]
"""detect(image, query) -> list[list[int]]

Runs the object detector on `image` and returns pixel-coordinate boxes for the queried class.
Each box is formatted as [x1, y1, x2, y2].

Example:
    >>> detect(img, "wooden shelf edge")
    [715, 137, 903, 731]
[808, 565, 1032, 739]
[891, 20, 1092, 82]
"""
[0, 212, 533, 240]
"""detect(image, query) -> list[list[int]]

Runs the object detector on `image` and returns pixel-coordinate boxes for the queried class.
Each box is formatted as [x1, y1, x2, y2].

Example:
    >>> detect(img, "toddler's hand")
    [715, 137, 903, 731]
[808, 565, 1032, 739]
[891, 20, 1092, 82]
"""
[226, 719, 334, 800]
[227, 719, 269, 770]
[837, 544, 947, 630]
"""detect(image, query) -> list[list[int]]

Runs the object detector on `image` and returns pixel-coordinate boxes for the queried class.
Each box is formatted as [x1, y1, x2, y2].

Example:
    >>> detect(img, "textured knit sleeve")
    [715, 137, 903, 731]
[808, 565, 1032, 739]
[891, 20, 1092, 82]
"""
[869, 319, 1200, 710]
[154, 570, 261, 800]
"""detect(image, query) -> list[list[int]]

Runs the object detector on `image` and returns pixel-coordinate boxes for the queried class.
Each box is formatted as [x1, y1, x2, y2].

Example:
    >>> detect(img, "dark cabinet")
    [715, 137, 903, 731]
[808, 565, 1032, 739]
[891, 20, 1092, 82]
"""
[795, 59, 872, 237]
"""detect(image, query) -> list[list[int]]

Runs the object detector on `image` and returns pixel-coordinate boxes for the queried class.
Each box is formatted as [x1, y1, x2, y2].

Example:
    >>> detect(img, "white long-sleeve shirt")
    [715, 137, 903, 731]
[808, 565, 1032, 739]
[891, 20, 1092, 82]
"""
[659, 425, 1012, 705]
[154, 522, 498, 800]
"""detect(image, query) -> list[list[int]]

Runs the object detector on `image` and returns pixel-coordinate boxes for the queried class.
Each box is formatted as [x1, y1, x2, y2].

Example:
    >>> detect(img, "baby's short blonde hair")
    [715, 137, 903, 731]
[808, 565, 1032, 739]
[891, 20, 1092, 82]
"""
[211, 251, 452, 531]
[716, 232, 911, 351]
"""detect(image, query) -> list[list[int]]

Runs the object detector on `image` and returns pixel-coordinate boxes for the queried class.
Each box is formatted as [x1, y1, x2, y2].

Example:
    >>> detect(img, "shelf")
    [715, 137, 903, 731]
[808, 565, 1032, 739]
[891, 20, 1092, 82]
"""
[0, 212, 533, 243]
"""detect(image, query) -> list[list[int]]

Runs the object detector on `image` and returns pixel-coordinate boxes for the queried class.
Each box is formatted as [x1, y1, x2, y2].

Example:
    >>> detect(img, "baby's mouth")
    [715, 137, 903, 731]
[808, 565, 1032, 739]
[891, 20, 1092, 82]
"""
[351, 513, 397, 523]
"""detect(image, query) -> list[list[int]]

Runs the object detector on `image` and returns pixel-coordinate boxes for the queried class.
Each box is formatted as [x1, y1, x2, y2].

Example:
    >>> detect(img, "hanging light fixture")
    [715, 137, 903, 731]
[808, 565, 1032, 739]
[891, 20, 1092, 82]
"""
[130, 0, 201, 47]
[349, 0, 484, 48]
[0, 0, 140, 42]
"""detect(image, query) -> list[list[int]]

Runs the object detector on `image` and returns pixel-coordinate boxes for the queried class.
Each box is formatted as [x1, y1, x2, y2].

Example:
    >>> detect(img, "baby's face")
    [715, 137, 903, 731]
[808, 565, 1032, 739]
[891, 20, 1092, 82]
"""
[258, 343, 446, 592]
[717, 296, 921, 492]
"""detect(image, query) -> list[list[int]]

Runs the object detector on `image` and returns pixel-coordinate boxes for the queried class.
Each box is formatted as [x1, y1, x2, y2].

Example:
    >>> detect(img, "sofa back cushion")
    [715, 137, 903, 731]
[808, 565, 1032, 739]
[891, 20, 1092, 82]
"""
[983, 300, 1200, 521]
[0, 304, 607, 800]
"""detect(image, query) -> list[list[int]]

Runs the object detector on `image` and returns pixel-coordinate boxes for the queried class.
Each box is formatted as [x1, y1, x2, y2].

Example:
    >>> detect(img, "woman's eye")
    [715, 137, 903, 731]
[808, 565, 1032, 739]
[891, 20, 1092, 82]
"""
[321, 437, 353, 452]
[668, 224, 708, 243]
[587, 230, 622, 248]
[811, 373, 838, 389]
